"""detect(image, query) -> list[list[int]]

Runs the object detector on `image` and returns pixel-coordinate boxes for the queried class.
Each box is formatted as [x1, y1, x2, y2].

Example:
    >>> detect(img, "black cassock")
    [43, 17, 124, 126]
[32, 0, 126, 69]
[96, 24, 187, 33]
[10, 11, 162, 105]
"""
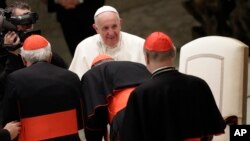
[81, 61, 150, 141]
[3, 62, 83, 141]
[120, 67, 226, 141]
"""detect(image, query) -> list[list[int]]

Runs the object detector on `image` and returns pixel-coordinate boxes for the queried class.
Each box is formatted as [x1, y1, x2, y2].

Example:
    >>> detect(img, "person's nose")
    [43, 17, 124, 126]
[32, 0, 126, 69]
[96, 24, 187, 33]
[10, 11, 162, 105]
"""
[107, 28, 115, 36]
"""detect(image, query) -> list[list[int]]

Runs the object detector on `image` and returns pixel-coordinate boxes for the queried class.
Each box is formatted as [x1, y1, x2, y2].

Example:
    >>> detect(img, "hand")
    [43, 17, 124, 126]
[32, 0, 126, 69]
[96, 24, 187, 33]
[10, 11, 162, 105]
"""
[4, 31, 21, 55]
[3, 121, 21, 140]
[4, 31, 20, 46]
[56, 0, 80, 9]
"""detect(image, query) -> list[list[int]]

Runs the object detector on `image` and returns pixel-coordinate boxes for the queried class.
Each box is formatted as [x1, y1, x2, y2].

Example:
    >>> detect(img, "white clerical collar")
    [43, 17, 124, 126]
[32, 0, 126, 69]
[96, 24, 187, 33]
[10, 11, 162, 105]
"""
[151, 66, 175, 78]
[152, 66, 174, 74]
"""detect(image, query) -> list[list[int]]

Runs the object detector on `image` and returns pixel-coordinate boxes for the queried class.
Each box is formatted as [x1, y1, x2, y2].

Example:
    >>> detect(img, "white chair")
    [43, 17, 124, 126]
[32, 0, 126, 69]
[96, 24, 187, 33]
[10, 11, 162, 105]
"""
[179, 36, 248, 141]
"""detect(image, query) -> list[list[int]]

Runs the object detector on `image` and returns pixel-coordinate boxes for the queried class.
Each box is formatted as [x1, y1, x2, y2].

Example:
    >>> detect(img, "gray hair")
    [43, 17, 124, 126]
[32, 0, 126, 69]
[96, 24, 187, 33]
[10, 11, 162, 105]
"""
[20, 43, 52, 64]
[144, 47, 176, 62]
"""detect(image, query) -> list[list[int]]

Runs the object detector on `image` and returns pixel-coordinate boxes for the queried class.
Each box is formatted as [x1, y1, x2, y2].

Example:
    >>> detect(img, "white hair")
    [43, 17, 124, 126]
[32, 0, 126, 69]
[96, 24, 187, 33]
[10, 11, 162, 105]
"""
[20, 43, 52, 64]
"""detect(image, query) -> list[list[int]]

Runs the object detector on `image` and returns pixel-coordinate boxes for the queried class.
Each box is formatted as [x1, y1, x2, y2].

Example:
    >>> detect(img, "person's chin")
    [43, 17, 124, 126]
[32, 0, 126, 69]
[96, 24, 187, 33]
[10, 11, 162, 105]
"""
[106, 41, 118, 47]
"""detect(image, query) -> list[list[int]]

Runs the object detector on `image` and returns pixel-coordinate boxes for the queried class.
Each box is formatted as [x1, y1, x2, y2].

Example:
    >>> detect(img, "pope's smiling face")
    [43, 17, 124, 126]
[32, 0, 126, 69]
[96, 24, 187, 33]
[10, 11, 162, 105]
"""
[93, 12, 122, 47]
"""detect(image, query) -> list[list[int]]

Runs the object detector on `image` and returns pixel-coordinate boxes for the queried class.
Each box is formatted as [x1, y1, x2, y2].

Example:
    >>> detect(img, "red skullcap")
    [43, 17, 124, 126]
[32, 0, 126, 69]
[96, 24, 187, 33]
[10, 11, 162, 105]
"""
[92, 54, 113, 67]
[23, 35, 49, 50]
[144, 32, 174, 52]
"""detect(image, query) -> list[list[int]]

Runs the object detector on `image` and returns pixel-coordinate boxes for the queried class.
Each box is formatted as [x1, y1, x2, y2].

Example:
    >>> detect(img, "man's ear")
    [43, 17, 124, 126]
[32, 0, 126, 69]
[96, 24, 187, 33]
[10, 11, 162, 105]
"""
[48, 53, 52, 63]
[145, 52, 150, 65]
[21, 57, 27, 66]
[120, 18, 123, 28]
[93, 24, 98, 32]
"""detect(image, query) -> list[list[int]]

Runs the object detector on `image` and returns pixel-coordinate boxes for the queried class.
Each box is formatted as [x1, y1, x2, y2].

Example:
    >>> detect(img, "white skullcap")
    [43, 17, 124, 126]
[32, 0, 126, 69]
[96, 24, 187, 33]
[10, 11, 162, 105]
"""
[94, 5, 118, 18]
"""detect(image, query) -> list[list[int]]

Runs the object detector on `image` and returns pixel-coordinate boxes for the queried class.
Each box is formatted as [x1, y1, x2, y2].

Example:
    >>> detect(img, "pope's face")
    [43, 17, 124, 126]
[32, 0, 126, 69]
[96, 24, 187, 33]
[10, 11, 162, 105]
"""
[94, 12, 121, 47]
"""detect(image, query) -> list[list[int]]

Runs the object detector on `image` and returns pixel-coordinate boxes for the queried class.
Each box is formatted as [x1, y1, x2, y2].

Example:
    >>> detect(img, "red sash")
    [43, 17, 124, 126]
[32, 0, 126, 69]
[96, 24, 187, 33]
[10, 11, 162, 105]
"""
[108, 87, 136, 123]
[19, 109, 78, 141]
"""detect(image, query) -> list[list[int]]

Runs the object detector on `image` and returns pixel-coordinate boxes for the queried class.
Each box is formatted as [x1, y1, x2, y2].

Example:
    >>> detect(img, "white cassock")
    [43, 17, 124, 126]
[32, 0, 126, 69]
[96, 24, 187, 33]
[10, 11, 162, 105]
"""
[69, 31, 146, 78]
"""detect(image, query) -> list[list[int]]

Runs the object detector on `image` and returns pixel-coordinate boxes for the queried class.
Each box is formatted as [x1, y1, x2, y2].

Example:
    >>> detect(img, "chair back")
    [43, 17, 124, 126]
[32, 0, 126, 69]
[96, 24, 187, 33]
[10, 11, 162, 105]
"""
[179, 36, 249, 141]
